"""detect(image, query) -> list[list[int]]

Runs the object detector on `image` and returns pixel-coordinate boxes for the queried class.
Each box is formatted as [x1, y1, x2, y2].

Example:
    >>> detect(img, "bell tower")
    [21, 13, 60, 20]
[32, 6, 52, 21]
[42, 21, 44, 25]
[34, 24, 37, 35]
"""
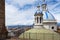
[34, 4, 43, 28]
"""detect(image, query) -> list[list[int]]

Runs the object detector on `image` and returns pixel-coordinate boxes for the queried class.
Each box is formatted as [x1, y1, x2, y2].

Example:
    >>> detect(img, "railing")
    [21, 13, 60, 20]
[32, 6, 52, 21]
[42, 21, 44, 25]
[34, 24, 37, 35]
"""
[19, 33, 60, 40]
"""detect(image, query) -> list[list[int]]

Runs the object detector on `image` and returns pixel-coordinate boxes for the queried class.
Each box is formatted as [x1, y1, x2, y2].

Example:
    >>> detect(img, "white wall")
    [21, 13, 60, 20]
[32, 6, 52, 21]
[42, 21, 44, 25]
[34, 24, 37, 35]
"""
[34, 25, 43, 28]
[43, 23, 57, 31]
[43, 24, 50, 29]
[34, 16, 43, 28]
[49, 24, 57, 31]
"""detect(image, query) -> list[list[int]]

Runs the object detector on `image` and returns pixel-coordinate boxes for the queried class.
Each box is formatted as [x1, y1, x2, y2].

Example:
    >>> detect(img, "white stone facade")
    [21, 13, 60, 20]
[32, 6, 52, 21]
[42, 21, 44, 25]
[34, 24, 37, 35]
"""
[43, 20, 57, 31]
[34, 19, 57, 31]
[34, 15, 43, 29]
[33, 0, 57, 31]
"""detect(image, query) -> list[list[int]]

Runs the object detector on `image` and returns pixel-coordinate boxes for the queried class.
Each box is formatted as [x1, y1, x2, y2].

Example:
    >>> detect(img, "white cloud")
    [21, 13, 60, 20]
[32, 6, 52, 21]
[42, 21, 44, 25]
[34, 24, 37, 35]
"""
[53, 14, 60, 22]
[45, 0, 60, 2]
[5, 0, 60, 26]
[6, 0, 35, 7]
[49, 10, 60, 23]
[48, 2, 60, 10]
[5, 3, 19, 26]
[5, 3, 36, 26]
[56, 0, 60, 1]
[13, 19, 34, 25]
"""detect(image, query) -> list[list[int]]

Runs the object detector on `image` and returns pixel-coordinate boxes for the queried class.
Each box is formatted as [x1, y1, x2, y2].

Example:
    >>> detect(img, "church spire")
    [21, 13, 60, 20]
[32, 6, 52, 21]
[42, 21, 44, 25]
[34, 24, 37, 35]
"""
[43, 0, 45, 4]
[42, 0, 47, 11]
[36, 2, 41, 13]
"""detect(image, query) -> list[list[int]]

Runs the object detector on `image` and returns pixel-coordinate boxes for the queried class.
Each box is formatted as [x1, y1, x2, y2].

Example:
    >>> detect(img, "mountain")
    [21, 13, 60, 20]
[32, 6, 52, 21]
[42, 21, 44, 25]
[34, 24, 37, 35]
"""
[7, 25, 33, 29]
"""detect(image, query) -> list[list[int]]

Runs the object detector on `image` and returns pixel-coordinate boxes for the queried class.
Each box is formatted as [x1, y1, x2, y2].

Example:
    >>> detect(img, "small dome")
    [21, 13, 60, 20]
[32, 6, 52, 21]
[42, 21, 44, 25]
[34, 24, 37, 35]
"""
[43, 11, 55, 20]
[34, 11, 43, 16]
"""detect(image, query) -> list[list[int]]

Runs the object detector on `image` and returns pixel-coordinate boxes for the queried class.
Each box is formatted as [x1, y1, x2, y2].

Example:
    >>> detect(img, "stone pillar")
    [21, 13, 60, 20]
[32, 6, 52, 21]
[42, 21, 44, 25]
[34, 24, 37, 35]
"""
[35, 16, 37, 23]
[38, 17, 40, 23]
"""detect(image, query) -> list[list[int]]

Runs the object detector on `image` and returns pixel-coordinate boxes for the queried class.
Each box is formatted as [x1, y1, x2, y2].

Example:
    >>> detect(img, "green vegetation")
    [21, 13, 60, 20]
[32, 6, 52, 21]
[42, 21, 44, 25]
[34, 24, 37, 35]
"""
[19, 29, 60, 40]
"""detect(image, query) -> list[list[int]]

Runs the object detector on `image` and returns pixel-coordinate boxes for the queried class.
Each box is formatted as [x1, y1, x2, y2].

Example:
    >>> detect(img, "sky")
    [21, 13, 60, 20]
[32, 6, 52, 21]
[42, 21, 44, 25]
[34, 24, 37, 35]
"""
[5, 0, 60, 26]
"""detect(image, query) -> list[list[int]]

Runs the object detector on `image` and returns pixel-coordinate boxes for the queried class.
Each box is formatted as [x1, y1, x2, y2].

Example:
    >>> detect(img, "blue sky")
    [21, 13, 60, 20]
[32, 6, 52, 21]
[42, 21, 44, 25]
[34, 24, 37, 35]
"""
[5, 0, 60, 26]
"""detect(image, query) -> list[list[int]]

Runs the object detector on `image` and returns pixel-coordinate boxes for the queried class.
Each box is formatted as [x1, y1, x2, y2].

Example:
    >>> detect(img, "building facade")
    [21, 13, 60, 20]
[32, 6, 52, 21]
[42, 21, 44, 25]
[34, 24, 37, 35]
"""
[0, 0, 8, 39]
[34, 0, 57, 31]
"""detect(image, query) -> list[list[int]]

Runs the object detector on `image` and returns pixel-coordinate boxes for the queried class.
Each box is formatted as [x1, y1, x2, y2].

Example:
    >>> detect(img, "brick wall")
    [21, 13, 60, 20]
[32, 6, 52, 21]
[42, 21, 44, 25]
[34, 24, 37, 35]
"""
[0, 0, 8, 39]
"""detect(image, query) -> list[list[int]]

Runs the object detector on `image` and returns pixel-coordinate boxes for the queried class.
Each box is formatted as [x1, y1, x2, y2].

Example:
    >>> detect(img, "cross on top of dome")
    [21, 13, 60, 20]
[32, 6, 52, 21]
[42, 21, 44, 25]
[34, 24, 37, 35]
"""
[34, 0, 56, 20]
[42, 0, 46, 4]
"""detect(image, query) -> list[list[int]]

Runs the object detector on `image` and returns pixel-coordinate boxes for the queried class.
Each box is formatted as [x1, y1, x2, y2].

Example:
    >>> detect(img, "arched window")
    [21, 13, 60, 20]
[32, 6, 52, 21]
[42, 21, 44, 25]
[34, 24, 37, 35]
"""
[40, 17, 41, 23]
[52, 26, 54, 29]
[37, 17, 38, 23]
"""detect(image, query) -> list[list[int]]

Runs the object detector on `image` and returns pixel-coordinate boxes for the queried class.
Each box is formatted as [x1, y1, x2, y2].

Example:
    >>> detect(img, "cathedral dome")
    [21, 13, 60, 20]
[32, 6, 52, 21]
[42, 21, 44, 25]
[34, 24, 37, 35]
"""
[19, 29, 59, 40]
[43, 11, 56, 21]
[34, 10, 56, 21]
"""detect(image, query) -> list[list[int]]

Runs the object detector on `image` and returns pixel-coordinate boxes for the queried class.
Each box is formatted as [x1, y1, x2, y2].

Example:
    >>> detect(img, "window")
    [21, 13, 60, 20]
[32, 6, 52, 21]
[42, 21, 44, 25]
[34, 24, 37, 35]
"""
[40, 17, 41, 23]
[35, 17, 36, 22]
[52, 26, 54, 29]
[37, 17, 38, 23]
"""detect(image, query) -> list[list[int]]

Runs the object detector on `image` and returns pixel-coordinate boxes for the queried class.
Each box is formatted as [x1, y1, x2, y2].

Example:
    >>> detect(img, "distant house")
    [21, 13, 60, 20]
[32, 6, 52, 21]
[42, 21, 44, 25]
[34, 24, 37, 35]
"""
[8, 28, 25, 37]
[8, 31, 15, 37]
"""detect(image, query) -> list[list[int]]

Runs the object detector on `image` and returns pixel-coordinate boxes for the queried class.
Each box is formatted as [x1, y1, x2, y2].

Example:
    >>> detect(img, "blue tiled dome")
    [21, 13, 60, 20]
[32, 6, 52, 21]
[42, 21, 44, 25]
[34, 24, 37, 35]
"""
[34, 11, 43, 16]
[43, 11, 55, 20]
[34, 10, 55, 20]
